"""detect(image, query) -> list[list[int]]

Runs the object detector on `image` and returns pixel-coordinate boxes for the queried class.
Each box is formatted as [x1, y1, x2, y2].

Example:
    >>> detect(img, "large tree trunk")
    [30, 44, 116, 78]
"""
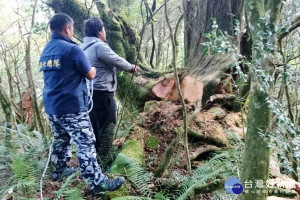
[183, 0, 244, 104]
[240, 1, 283, 200]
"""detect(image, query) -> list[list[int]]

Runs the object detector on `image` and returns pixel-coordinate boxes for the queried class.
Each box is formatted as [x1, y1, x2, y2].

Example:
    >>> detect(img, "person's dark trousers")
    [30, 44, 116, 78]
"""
[89, 90, 116, 168]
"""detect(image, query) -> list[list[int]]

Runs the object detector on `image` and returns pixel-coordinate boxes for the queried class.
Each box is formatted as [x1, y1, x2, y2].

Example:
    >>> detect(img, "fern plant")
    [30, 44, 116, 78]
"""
[111, 153, 153, 197]
[0, 124, 49, 199]
[52, 172, 84, 200]
[174, 140, 244, 200]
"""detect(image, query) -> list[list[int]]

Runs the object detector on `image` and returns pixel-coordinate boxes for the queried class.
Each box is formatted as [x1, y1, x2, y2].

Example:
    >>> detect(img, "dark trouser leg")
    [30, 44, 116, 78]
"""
[89, 91, 116, 160]
[48, 112, 107, 190]
[48, 114, 72, 175]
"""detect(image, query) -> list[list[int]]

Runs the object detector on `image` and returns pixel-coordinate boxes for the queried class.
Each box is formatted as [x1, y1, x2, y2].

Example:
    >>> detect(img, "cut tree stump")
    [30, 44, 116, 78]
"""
[151, 75, 204, 105]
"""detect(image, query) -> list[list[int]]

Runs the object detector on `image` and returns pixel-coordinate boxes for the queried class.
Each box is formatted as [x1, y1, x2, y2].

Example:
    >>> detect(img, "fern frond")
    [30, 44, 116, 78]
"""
[112, 153, 153, 197]
[212, 190, 239, 200]
[112, 196, 152, 200]
[52, 172, 84, 200]
[175, 148, 242, 199]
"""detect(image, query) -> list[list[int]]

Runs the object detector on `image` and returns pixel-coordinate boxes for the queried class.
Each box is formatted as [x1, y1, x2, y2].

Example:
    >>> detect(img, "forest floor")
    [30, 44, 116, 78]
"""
[36, 96, 300, 200]
[39, 98, 247, 199]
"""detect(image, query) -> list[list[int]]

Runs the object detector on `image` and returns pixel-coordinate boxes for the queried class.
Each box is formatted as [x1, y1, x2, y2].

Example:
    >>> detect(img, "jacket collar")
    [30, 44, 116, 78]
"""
[51, 32, 77, 44]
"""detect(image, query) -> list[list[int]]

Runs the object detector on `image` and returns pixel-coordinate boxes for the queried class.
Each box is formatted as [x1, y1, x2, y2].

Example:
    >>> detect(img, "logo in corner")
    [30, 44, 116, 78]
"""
[225, 177, 243, 194]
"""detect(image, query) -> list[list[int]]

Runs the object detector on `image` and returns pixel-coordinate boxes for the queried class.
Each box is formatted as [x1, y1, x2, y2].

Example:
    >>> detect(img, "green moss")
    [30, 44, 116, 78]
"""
[107, 30, 126, 58]
[241, 86, 271, 200]
[123, 40, 137, 64]
[145, 80, 157, 91]
[121, 139, 145, 164]
[57, 0, 89, 39]
[117, 72, 149, 112]
[111, 138, 145, 176]
[209, 107, 226, 119]
[107, 17, 122, 31]
[107, 185, 130, 198]
[143, 100, 158, 113]
[145, 136, 159, 149]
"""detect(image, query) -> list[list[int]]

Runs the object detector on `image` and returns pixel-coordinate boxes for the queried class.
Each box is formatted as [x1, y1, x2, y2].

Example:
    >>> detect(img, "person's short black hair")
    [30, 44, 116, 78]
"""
[50, 13, 74, 32]
[84, 18, 104, 38]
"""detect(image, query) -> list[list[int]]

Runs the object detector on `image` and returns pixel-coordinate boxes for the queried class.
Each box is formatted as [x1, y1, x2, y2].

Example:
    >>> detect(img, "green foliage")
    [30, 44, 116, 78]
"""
[0, 125, 48, 199]
[145, 136, 159, 149]
[112, 196, 152, 200]
[176, 149, 241, 200]
[52, 173, 84, 200]
[111, 153, 153, 197]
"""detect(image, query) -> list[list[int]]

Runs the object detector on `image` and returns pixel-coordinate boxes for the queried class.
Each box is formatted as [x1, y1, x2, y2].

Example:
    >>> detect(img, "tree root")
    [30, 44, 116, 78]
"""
[190, 145, 221, 161]
[188, 129, 228, 147]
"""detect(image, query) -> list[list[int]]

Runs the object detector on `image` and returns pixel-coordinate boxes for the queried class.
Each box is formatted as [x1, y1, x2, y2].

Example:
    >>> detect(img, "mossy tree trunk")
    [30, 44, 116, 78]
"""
[240, 1, 283, 200]
[0, 85, 14, 148]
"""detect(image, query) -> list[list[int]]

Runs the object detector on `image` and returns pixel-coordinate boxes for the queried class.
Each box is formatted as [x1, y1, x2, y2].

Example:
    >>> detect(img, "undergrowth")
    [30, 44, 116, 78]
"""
[112, 138, 244, 200]
[0, 125, 85, 199]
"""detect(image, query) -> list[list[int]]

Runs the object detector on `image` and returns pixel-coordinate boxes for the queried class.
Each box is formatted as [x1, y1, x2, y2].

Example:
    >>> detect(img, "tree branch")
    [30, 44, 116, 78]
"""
[190, 145, 220, 161]
[278, 14, 300, 42]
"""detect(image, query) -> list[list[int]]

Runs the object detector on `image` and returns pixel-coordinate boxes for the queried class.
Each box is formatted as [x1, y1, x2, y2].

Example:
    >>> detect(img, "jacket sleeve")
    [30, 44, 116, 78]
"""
[96, 43, 134, 72]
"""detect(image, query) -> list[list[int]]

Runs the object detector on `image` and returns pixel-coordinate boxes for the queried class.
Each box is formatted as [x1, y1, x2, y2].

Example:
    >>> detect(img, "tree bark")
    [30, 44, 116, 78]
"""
[25, 0, 46, 137]
[155, 21, 163, 67]
[240, 1, 284, 200]
[183, 0, 245, 104]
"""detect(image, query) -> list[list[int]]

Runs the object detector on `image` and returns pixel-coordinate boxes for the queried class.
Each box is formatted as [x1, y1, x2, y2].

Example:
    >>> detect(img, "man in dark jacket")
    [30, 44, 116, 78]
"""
[40, 13, 124, 193]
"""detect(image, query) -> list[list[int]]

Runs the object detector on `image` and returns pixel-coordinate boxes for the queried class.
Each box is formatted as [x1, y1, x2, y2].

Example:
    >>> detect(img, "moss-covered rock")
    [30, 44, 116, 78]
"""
[111, 126, 145, 174]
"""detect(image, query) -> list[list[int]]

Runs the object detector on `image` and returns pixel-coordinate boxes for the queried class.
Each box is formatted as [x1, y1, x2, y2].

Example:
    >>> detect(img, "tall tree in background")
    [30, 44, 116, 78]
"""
[240, 1, 284, 200]
[25, 0, 45, 137]
[183, 0, 244, 101]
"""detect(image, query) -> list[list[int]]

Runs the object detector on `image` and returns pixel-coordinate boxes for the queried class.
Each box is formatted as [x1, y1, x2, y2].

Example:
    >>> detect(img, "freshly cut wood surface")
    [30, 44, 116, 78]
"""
[152, 76, 204, 105]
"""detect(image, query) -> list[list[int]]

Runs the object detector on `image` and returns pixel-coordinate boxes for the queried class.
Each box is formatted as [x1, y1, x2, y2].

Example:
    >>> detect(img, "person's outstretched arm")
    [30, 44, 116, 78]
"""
[96, 43, 136, 72]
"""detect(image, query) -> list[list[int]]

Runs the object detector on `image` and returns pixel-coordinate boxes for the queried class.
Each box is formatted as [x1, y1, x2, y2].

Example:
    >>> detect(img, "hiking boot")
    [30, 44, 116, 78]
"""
[51, 167, 78, 181]
[92, 177, 125, 194]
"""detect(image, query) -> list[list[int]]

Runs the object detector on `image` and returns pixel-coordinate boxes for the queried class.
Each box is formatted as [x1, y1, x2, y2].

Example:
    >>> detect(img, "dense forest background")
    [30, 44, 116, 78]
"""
[1, 0, 300, 199]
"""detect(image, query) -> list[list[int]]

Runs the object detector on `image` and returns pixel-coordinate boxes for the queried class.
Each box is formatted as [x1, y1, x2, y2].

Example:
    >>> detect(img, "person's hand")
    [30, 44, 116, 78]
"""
[132, 65, 139, 74]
